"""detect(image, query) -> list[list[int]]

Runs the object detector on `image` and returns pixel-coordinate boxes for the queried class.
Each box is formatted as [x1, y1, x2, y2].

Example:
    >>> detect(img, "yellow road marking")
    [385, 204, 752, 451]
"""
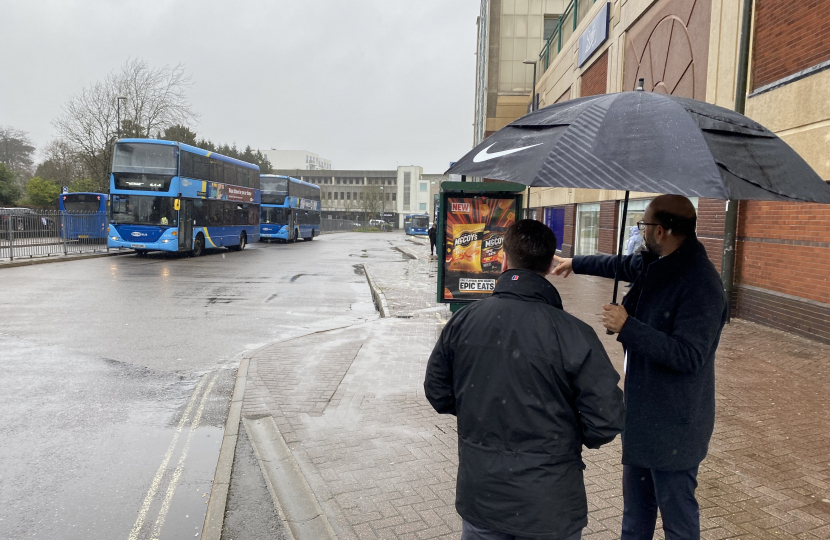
[149, 373, 218, 540]
[127, 376, 208, 540]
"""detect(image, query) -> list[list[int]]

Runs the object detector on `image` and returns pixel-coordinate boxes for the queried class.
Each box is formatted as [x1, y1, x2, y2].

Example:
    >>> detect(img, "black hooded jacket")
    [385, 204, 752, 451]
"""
[573, 236, 727, 471]
[424, 269, 624, 539]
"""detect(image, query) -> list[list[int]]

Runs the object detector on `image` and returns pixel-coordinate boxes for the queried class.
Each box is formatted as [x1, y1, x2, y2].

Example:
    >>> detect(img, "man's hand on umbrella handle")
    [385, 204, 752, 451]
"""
[603, 304, 628, 333]
[551, 255, 573, 277]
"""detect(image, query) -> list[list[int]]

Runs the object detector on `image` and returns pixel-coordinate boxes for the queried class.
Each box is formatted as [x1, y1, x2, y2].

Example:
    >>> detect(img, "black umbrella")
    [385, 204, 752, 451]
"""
[448, 90, 830, 321]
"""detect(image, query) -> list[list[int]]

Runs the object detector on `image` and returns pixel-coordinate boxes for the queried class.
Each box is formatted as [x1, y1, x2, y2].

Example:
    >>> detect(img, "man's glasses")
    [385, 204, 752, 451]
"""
[637, 220, 659, 231]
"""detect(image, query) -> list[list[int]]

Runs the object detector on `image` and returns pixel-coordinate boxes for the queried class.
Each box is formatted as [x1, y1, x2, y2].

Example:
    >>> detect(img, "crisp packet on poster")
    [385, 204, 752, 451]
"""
[448, 223, 485, 272]
[481, 228, 506, 272]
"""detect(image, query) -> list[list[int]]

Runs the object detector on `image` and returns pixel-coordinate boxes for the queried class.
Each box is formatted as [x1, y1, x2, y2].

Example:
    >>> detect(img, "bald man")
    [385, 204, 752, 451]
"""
[552, 195, 727, 540]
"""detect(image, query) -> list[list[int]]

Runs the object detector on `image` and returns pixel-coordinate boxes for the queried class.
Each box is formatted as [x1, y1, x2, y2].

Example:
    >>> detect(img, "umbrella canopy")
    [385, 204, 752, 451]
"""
[448, 91, 830, 203]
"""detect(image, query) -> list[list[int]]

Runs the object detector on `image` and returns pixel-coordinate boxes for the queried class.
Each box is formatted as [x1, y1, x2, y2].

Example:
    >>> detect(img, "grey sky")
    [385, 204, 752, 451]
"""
[0, 0, 480, 173]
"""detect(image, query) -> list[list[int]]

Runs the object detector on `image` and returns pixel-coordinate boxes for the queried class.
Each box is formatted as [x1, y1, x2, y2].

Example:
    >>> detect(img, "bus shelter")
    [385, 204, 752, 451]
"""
[436, 181, 526, 312]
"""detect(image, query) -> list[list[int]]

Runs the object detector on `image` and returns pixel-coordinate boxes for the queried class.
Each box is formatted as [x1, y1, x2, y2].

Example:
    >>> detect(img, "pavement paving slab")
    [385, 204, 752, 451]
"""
[240, 234, 830, 539]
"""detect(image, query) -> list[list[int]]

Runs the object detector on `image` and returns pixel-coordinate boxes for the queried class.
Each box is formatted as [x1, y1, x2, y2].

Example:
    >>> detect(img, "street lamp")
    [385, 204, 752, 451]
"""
[116, 96, 127, 140]
[522, 60, 538, 219]
[523, 60, 537, 112]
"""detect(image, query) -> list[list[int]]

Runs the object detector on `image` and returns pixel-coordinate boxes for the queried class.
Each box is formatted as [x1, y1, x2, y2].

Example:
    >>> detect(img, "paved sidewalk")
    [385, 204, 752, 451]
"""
[240, 237, 830, 539]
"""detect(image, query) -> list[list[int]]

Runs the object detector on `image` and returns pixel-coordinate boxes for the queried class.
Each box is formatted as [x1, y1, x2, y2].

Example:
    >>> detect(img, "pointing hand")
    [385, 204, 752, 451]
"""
[551, 255, 573, 278]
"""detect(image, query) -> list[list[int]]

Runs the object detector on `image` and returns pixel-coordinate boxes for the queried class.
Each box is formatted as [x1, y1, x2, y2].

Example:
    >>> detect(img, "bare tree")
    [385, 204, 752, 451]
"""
[53, 58, 197, 183]
[357, 183, 385, 220]
[0, 126, 36, 179]
[35, 139, 89, 189]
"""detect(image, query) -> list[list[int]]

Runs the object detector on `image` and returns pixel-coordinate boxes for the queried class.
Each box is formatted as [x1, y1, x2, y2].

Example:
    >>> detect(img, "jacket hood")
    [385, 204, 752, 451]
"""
[629, 226, 640, 236]
[493, 269, 563, 309]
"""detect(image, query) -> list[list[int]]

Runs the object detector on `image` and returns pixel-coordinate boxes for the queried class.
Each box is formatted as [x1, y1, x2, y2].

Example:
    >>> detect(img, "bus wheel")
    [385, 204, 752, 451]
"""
[135, 249, 148, 257]
[229, 232, 246, 251]
[191, 235, 204, 257]
[304, 230, 315, 241]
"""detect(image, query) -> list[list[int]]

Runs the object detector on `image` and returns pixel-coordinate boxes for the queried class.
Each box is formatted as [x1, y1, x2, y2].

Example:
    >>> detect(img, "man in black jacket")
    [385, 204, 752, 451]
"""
[553, 195, 728, 540]
[425, 219, 624, 540]
[428, 223, 437, 256]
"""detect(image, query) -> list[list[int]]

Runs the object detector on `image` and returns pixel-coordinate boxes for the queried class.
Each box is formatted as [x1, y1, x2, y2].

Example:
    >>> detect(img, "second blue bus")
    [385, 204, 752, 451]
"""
[107, 139, 260, 256]
[59, 192, 109, 240]
[259, 175, 321, 242]
[404, 214, 429, 236]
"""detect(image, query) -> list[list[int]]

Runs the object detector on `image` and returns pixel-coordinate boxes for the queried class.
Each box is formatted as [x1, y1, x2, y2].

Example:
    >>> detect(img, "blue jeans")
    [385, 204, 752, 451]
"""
[621, 465, 700, 540]
[461, 519, 581, 540]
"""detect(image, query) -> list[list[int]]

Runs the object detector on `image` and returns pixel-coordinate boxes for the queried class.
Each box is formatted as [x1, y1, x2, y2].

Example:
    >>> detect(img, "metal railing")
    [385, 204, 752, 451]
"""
[320, 219, 395, 233]
[0, 209, 112, 261]
[539, 0, 597, 71]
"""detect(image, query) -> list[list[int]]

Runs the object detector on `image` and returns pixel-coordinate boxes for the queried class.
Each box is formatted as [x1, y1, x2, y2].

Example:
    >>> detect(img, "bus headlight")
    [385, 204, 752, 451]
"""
[161, 239, 171, 243]
[110, 236, 119, 241]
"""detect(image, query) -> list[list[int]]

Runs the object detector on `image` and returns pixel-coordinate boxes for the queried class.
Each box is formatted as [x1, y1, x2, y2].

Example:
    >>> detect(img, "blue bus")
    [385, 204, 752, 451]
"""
[259, 175, 321, 242]
[107, 139, 260, 256]
[59, 192, 109, 240]
[404, 214, 429, 236]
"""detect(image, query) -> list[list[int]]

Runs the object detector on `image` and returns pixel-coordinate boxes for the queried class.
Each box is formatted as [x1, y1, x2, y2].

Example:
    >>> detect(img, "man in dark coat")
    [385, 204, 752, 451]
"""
[553, 195, 728, 540]
[425, 219, 625, 540]
[428, 223, 437, 256]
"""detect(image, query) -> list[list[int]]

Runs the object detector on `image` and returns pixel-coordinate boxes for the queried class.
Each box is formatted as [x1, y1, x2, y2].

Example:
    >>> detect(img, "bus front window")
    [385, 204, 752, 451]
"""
[111, 195, 178, 226]
[63, 194, 102, 213]
[112, 142, 178, 191]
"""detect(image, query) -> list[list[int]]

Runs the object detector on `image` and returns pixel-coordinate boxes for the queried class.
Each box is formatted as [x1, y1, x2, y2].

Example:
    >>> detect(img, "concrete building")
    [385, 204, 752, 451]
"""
[262, 149, 331, 171]
[471, 0, 830, 343]
[475, 0, 572, 144]
[272, 167, 445, 228]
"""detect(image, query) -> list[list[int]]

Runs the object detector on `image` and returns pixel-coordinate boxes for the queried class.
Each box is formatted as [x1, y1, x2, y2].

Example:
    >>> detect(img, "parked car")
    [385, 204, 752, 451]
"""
[0, 208, 57, 236]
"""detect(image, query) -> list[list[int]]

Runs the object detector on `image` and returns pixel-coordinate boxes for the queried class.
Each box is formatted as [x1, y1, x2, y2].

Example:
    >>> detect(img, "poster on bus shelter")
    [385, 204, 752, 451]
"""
[441, 195, 518, 302]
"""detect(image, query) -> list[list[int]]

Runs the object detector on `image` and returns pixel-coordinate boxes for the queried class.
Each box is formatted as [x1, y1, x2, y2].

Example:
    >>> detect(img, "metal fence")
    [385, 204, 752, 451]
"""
[0, 209, 112, 261]
[320, 219, 395, 233]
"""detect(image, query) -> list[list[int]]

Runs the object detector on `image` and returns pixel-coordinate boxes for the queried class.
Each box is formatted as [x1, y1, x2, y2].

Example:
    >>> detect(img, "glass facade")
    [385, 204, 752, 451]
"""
[575, 202, 600, 256]
[403, 172, 411, 210]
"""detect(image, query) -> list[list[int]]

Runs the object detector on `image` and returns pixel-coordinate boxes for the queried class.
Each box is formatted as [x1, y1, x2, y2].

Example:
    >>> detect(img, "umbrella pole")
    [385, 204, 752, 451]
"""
[607, 190, 630, 335]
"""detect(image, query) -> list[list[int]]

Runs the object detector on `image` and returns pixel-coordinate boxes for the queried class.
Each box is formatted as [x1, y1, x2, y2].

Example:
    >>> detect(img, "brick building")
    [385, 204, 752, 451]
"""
[473, 0, 830, 343]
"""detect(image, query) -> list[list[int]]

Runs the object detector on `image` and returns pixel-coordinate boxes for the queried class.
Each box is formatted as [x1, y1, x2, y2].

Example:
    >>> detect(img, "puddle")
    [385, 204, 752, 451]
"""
[352, 264, 365, 276]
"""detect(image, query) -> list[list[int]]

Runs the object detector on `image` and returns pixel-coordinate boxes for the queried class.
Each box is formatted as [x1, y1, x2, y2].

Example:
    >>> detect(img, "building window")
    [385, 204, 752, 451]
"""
[403, 172, 411, 209]
[420, 183, 427, 191]
[575, 203, 600, 256]
[346, 192, 351, 200]
[544, 15, 560, 42]
[419, 202, 427, 211]
[392, 193, 396, 202]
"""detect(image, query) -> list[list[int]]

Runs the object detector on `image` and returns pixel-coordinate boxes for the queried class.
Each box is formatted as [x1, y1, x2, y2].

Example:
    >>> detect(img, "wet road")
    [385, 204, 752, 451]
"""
[0, 233, 404, 539]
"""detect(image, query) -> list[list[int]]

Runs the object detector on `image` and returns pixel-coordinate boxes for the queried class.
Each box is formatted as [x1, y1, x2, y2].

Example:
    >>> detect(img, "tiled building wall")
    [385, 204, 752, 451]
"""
[731, 201, 830, 344]
[597, 200, 619, 255]
[560, 204, 577, 257]
[696, 198, 727, 273]
[752, 0, 830, 90]
[580, 50, 608, 97]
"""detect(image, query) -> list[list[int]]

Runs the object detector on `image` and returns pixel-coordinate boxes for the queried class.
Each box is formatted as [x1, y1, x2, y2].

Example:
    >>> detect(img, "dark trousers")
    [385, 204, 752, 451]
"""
[621, 465, 700, 540]
[461, 519, 581, 540]
[430, 240, 436, 254]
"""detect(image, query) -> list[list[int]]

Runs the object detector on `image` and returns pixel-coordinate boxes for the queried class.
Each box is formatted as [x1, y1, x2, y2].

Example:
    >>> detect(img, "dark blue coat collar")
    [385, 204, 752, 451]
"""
[493, 269, 563, 309]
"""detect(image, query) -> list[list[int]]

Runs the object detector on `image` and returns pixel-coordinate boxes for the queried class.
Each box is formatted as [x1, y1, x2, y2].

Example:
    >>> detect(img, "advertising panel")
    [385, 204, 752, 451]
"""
[440, 195, 518, 302]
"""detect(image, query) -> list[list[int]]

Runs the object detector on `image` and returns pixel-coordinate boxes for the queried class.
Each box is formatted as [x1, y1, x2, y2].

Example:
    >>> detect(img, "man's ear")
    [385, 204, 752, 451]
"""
[501, 252, 510, 273]
[547, 257, 556, 275]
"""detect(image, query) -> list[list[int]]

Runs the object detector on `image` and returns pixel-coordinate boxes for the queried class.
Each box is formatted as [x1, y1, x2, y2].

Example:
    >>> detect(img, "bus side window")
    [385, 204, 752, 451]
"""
[193, 200, 208, 226]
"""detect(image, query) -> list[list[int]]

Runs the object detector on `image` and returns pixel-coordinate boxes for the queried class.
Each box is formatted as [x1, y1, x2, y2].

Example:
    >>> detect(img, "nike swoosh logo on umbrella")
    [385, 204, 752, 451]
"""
[472, 143, 542, 163]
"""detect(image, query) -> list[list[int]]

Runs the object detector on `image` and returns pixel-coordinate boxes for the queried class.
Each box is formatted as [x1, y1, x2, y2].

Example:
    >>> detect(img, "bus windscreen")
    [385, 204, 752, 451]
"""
[261, 177, 288, 205]
[63, 194, 102, 213]
[412, 216, 429, 229]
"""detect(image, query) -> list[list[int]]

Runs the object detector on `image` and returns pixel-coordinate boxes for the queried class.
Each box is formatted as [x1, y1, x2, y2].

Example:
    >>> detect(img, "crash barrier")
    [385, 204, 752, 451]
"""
[0, 209, 110, 261]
